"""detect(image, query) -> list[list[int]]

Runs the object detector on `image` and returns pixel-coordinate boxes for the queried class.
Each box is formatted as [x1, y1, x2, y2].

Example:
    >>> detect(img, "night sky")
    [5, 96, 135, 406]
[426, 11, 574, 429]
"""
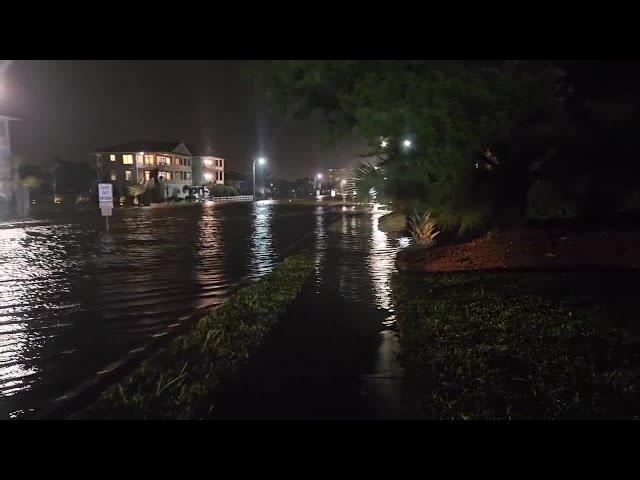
[1, 60, 367, 179]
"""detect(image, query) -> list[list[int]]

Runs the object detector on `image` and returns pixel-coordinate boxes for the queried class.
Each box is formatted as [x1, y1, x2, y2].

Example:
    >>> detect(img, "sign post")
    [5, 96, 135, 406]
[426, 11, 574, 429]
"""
[98, 183, 114, 232]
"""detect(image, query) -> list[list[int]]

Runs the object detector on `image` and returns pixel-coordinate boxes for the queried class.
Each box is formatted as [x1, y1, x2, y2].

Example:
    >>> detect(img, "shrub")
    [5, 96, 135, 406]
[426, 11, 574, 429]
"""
[408, 210, 440, 247]
[527, 180, 577, 220]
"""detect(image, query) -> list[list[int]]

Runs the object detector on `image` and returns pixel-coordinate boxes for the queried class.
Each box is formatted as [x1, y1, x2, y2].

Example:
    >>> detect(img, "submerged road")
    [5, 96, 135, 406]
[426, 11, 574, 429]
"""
[0, 201, 413, 419]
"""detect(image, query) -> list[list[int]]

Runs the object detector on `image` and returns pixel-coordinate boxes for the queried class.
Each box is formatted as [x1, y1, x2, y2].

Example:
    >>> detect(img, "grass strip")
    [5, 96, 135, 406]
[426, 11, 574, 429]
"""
[81, 251, 315, 419]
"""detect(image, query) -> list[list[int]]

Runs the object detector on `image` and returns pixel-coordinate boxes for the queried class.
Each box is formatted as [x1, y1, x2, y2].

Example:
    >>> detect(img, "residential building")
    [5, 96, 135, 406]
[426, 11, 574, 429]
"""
[0, 114, 18, 209]
[191, 154, 224, 186]
[93, 141, 193, 200]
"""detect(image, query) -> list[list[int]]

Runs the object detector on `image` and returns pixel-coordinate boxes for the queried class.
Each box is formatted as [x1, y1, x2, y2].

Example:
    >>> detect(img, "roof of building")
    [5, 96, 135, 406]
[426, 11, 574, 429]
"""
[94, 141, 191, 156]
[186, 144, 224, 158]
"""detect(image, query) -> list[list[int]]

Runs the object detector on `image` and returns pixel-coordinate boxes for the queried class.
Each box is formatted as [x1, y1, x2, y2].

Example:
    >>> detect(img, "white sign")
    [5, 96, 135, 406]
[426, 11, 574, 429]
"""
[98, 183, 113, 204]
[100, 205, 113, 217]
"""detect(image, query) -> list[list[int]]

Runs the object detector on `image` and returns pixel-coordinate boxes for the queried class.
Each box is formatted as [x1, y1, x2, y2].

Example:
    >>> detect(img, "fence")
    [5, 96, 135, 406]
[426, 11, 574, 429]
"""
[208, 195, 253, 203]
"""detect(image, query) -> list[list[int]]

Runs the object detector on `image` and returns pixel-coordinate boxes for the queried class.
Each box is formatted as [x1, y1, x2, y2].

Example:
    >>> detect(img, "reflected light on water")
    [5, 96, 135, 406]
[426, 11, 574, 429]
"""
[248, 202, 276, 279]
[0, 203, 318, 418]
[367, 213, 397, 311]
[0, 227, 51, 400]
[314, 207, 327, 290]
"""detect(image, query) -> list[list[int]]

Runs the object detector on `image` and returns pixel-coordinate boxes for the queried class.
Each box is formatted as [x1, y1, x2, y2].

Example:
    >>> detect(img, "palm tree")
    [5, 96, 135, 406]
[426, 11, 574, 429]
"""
[128, 183, 147, 205]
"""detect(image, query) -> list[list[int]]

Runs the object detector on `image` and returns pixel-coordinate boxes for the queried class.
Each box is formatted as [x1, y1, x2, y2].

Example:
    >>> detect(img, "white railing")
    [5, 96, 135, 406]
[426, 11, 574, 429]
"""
[208, 195, 254, 203]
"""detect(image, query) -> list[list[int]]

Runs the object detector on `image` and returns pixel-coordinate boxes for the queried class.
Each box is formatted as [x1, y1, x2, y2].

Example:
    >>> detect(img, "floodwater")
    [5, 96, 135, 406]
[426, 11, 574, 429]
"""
[215, 205, 415, 419]
[0, 201, 411, 419]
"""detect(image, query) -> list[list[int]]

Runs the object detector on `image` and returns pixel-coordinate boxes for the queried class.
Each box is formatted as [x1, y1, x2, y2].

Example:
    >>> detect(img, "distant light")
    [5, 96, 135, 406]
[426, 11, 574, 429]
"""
[204, 159, 212, 167]
[139, 152, 144, 155]
[317, 173, 323, 179]
[258, 157, 267, 165]
[402, 139, 412, 148]
[204, 173, 212, 181]
[380, 139, 388, 148]
[341, 180, 346, 185]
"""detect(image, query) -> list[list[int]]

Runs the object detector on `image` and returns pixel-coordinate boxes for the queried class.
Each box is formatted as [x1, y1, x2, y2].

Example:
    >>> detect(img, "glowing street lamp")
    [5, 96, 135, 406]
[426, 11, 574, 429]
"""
[380, 138, 389, 148]
[253, 157, 267, 200]
[402, 139, 412, 149]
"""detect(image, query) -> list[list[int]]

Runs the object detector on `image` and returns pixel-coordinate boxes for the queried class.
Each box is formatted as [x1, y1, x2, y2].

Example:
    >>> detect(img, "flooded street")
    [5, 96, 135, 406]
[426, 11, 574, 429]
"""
[0, 202, 411, 419]
[215, 207, 415, 419]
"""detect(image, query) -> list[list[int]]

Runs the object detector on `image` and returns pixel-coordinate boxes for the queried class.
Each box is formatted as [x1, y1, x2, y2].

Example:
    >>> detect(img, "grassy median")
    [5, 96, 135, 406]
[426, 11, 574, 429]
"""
[392, 271, 640, 419]
[81, 251, 315, 419]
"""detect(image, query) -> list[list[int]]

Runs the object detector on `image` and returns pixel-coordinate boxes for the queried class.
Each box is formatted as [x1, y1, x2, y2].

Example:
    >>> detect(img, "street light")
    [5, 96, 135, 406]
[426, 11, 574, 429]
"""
[402, 139, 412, 149]
[253, 157, 267, 200]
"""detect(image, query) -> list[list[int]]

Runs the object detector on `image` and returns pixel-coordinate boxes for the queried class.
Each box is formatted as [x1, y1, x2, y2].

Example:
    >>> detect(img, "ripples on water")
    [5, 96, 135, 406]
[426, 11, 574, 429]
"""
[0, 202, 410, 418]
[330, 207, 410, 320]
[0, 202, 317, 418]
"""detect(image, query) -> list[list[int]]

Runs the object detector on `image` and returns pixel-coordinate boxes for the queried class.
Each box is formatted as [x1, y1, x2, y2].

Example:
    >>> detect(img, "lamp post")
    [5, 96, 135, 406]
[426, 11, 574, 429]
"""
[316, 173, 322, 194]
[253, 157, 267, 200]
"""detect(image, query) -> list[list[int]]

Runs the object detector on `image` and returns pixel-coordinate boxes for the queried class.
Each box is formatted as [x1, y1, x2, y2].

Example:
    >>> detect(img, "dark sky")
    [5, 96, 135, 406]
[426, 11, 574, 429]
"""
[1, 60, 367, 180]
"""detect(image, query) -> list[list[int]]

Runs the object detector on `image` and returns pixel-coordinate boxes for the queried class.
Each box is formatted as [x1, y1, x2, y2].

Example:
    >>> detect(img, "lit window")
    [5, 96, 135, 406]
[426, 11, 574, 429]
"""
[186, 171, 191, 180]
[160, 171, 171, 180]
[110, 171, 116, 181]
[204, 159, 212, 167]
[144, 170, 151, 181]
[136, 154, 143, 165]
[125, 170, 132, 181]
[110, 154, 116, 162]
[144, 155, 154, 165]
[123, 154, 133, 165]
[157, 156, 170, 166]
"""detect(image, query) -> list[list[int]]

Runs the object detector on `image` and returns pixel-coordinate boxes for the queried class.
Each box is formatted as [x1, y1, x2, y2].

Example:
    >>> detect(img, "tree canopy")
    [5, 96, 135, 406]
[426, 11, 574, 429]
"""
[259, 60, 640, 233]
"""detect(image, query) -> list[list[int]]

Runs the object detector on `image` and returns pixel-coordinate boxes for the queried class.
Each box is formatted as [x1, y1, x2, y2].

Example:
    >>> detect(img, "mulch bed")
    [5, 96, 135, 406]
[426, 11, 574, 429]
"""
[396, 226, 640, 273]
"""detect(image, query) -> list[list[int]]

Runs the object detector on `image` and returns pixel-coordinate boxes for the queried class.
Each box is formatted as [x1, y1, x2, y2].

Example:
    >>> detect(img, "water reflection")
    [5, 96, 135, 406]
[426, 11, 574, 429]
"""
[0, 202, 410, 418]
[313, 206, 327, 291]
[0, 203, 316, 418]
[216, 205, 413, 419]
[248, 201, 276, 280]
[368, 213, 395, 312]
[0, 225, 74, 411]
